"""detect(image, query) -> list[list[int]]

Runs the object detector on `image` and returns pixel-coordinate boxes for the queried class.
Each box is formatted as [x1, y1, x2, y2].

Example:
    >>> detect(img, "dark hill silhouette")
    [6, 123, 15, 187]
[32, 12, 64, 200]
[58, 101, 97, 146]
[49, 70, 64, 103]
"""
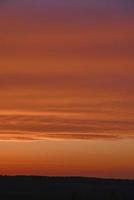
[0, 176, 134, 199]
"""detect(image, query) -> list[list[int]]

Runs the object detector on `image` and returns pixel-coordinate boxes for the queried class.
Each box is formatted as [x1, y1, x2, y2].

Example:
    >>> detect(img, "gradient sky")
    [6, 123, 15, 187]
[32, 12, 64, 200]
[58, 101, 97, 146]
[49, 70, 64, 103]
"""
[0, 0, 134, 179]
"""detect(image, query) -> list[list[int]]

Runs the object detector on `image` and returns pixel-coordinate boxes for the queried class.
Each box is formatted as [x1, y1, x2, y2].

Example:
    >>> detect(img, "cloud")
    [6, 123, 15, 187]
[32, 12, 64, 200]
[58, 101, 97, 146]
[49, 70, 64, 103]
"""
[0, 111, 133, 141]
[0, 71, 133, 92]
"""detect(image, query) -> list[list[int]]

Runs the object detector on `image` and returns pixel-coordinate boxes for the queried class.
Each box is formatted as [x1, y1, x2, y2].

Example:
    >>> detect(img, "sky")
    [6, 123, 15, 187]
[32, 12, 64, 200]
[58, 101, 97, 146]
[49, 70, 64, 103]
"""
[0, 0, 134, 179]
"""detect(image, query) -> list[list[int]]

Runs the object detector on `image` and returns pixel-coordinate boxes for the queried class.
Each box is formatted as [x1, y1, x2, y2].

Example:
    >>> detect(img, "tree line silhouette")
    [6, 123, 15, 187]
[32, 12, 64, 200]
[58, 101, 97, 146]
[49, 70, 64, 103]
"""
[0, 176, 133, 199]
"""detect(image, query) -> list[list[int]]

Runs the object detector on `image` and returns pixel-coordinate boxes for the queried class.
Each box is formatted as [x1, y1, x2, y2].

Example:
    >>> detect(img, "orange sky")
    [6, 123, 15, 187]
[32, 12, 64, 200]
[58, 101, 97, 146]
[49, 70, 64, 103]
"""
[0, 0, 134, 179]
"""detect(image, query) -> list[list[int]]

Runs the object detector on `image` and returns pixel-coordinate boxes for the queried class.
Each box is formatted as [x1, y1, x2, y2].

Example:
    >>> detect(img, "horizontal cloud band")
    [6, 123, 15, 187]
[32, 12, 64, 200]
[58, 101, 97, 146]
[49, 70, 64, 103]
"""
[0, 111, 133, 141]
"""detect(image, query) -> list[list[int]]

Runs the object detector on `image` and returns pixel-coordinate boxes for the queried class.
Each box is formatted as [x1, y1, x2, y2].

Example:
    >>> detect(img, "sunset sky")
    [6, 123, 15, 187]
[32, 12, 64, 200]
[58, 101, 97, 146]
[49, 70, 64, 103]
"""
[0, 0, 134, 179]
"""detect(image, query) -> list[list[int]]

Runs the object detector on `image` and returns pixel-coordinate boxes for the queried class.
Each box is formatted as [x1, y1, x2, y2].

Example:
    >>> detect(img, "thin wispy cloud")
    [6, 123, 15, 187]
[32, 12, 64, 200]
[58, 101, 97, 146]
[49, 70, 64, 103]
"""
[0, 111, 133, 141]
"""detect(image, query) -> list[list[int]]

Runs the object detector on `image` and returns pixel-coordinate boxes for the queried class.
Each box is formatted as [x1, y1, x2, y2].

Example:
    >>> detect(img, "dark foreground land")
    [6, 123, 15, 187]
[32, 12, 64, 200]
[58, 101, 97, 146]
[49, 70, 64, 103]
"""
[0, 176, 134, 200]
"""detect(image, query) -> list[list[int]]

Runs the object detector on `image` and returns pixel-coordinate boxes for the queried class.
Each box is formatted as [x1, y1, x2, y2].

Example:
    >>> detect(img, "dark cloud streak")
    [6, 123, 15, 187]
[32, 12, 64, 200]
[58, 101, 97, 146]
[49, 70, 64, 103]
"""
[0, 112, 133, 141]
